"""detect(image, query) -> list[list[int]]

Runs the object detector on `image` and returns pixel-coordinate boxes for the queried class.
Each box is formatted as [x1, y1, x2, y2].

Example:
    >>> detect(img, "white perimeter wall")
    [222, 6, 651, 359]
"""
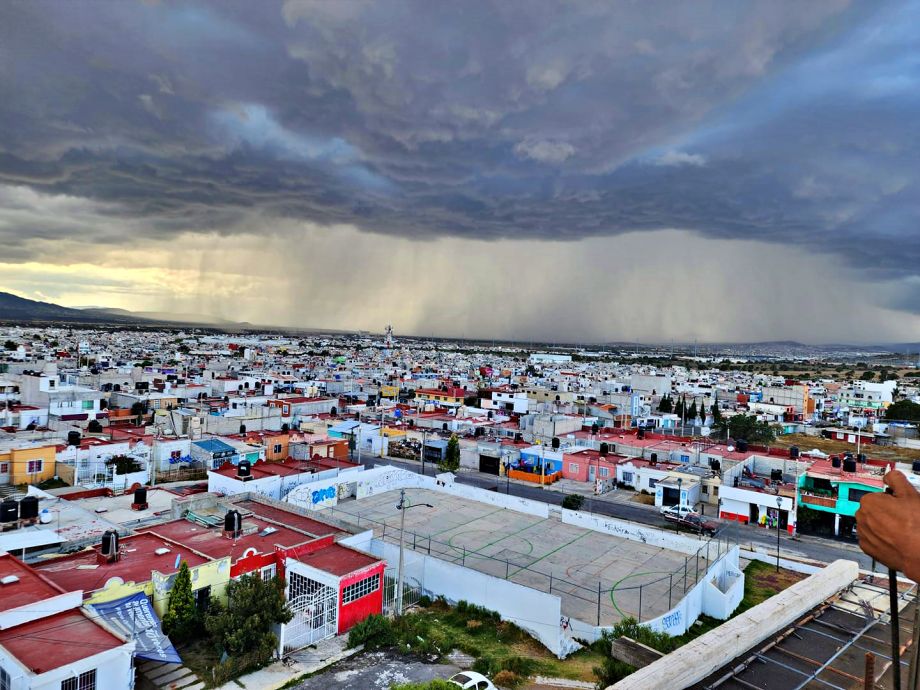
[341, 532, 566, 657]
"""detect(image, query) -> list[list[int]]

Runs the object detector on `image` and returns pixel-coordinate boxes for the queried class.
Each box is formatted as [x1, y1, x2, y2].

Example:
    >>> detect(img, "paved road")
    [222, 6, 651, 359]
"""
[360, 455, 874, 570]
[292, 650, 459, 690]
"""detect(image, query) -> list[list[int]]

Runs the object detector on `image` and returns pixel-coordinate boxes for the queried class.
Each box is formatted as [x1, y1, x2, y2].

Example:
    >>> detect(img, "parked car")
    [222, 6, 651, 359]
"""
[665, 512, 718, 536]
[448, 671, 498, 690]
[660, 504, 698, 519]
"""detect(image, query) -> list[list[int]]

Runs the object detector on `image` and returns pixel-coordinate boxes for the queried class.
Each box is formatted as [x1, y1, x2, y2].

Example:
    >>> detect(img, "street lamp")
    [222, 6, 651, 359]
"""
[775, 496, 783, 573]
[677, 477, 683, 508]
[396, 489, 434, 616]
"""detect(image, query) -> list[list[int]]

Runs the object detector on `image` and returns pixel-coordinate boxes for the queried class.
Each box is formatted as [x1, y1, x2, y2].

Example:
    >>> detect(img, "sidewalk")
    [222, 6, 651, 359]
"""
[214, 637, 361, 690]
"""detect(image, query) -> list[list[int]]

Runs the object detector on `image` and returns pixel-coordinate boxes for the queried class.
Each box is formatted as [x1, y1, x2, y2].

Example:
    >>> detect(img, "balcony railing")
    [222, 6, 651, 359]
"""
[800, 493, 837, 509]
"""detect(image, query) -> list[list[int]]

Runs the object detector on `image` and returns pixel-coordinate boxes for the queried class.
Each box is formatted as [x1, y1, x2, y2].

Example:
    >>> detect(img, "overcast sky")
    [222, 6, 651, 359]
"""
[1, 0, 919, 343]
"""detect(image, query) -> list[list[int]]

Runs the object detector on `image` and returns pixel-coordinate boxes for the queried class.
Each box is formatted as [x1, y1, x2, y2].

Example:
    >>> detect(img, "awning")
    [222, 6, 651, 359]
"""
[0, 527, 63, 552]
[87, 593, 181, 663]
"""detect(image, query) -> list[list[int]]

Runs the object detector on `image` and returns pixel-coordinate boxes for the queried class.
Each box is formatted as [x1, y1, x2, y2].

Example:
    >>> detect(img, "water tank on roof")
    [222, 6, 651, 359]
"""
[771, 469, 783, 482]
[101, 530, 119, 561]
[831, 456, 841, 469]
[19, 495, 39, 521]
[650, 452, 657, 463]
[736, 439, 748, 452]
[224, 509, 242, 536]
[913, 460, 920, 475]
[133, 487, 147, 507]
[843, 458, 857, 473]
[67, 431, 81, 447]
[789, 446, 800, 459]
[857, 453, 866, 464]
[237, 460, 252, 479]
[1, 499, 18, 524]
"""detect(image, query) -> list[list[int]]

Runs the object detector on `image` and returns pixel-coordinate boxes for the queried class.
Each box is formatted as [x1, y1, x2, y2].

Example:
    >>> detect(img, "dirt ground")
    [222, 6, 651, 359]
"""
[772, 433, 920, 462]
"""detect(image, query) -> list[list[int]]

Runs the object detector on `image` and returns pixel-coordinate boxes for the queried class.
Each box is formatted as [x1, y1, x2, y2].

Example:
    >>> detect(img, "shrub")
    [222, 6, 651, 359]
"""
[417, 594, 432, 607]
[562, 494, 585, 510]
[347, 614, 395, 650]
[493, 670, 523, 689]
[390, 681, 458, 690]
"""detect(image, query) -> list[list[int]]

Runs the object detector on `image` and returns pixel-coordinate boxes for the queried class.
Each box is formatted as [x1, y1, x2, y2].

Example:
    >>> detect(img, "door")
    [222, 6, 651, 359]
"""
[478, 454, 500, 476]
[588, 464, 596, 481]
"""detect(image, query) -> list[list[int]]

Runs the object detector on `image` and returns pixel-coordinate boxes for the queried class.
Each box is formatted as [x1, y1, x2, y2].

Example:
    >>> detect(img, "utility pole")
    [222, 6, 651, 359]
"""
[395, 489, 433, 616]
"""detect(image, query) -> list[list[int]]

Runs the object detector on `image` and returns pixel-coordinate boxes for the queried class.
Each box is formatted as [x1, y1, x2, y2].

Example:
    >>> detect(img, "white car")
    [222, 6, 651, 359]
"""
[448, 671, 497, 690]
[660, 504, 698, 519]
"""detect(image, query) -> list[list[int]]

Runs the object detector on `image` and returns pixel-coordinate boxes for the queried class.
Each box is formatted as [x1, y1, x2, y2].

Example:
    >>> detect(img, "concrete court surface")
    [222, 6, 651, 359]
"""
[324, 488, 715, 625]
[291, 651, 460, 690]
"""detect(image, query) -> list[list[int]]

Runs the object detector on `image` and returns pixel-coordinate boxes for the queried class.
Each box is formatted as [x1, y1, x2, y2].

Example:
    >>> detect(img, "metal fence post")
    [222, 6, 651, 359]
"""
[413, 532, 417, 550]
[597, 581, 602, 626]
[695, 551, 700, 584]
[638, 584, 643, 623]
[428, 536, 431, 554]
[506, 559, 510, 579]
[683, 557, 688, 592]
[549, 572, 553, 594]
[383, 523, 386, 540]
[462, 546, 466, 566]
[668, 573, 673, 609]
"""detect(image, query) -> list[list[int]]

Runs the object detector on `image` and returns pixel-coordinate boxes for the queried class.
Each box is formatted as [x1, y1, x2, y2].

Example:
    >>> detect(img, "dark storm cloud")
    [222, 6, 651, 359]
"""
[2, 0, 920, 307]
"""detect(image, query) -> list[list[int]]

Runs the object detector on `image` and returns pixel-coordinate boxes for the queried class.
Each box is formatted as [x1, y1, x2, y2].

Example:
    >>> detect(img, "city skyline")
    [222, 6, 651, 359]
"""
[2, 1, 919, 342]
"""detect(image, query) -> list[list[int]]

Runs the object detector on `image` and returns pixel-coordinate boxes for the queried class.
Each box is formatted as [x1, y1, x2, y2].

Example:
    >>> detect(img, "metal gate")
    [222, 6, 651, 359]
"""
[382, 569, 422, 614]
[283, 573, 338, 652]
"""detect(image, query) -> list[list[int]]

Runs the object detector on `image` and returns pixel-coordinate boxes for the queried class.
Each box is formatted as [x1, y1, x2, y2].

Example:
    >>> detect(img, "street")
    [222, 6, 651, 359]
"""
[359, 454, 875, 571]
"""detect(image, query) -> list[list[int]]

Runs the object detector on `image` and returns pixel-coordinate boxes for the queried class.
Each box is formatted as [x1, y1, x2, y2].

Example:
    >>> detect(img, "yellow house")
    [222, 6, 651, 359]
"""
[415, 386, 467, 406]
[0, 441, 57, 486]
[379, 385, 400, 399]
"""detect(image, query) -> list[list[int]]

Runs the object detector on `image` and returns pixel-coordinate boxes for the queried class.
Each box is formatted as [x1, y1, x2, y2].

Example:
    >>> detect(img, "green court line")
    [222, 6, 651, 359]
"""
[507, 529, 592, 579]
[447, 517, 544, 559]
[608, 570, 673, 618]
[428, 506, 508, 537]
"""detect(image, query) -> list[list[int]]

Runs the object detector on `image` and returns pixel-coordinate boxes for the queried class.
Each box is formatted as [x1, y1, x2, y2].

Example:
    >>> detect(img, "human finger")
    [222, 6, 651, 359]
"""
[883, 470, 916, 497]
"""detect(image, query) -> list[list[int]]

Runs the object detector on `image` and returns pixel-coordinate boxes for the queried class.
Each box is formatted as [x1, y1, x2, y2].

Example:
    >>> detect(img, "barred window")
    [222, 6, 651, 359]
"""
[342, 573, 380, 604]
[61, 670, 96, 690]
[1, 667, 10, 690]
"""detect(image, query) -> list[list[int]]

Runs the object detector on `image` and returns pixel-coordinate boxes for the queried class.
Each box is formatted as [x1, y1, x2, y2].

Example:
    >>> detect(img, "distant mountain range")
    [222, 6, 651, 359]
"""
[0, 291, 248, 328]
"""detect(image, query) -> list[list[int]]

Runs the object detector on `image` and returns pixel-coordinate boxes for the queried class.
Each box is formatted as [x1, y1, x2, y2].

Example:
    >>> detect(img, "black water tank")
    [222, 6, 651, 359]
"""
[790, 446, 800, 459]
[224, 509, 242, 534]
[67, 431, 81, 447]
[650, 452, 658, 463]
[831, 456, 842, 469]
[133, 487, 147, 505]
[0, 498, 18, 523]
[736, 439, 748, 452]
[711, 460, 721, 473]
[843, 458, 857, 473]
[238, 460, 252, 478]
[844, 452, 854, 462]
[19, 495, 39, 520]
[599, 443, 609, 456]
[857, 453, 866, 464]
[771, 469, 783, 482]
[637, 428, 645, 440]
[101, 530, 119, 558]
[913, 460, 920, 475]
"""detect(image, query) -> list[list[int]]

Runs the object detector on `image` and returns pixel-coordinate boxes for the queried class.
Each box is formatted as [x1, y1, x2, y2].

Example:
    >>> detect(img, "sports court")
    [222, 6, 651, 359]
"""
[323, 488, 721, 626]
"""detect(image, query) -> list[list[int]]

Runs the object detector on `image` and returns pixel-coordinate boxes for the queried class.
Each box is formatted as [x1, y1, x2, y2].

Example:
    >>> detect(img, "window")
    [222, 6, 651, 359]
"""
[648, 478, 658, 489]
[170, 450, 181, 460]
[0, 667, 9, 690]
[27, 459, 43, 474]
[600, 467, 609, 477]
[702, 485, 709, 495]
[61, 670, 96, 690]
[0, 463, 7, 475]
[273, 444, 282, 454]
[621, 471, 634, 483]
[261, 564, 277, 582]
[342, 572, 380, 604]
[569, 463, 579, 472]
[82, 400, 94, 410]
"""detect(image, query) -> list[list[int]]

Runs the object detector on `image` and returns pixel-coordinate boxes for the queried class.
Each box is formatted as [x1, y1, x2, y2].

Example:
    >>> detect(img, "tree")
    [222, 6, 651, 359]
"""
[717, 414, 776, 444]
[885, 400, 920, 423]
[3, 340, 16, 351]
[674, 396, 685, 417]
[204, 574, 292, 662]
[860, 370, 876, 381]
[162, 562, 199, 643]
[687, 400, 698, 421]
[658, 395, 673, 414]
[440, 434, 461, 472]
[710, 402, 722, 424]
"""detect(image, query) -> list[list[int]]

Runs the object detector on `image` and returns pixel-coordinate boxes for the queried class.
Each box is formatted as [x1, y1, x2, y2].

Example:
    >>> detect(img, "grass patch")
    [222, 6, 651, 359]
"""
[350, 600, 604, 685]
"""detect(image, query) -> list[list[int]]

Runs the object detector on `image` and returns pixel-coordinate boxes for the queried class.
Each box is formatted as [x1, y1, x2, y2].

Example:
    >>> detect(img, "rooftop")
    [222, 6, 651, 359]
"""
[142, 515, 315, 560]
[0, 553, 66, 613]
[0, 610, 126, 674]
[294, 542, 382, 577]
[34, 532, 209, 593]
[232, 499, 343, 537]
